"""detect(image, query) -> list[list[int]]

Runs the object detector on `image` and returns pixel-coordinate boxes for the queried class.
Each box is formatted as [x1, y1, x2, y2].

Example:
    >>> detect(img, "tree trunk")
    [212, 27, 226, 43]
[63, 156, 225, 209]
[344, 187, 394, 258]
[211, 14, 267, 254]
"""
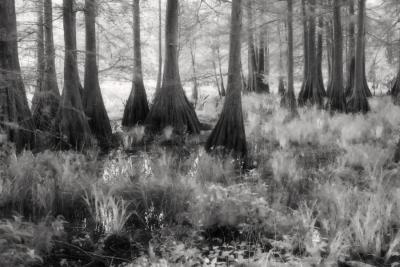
[32, 0, 60, 134]
[0, 0, 35, 150]
[316, 1, 326, 96]
[35, 2, 45, 101]
[217, 45, 226, 96]
[122, 0, 149, 129]
[299, 0, 309, 97]
[246, 0, 257, 93]
[278, 22, 285, 97]
[345, 0, 355, 97]
[282, 0, 298, 115]
[155, 0, 162, 93]
[205, 0, 246, 159]
[72, 0, 84, 97]
[190, 40, 198, 106]
[83, 0, 112, 149]
[346, 0, 369, 113]
[298, 0, 325, 107]
[327, 0, 346, 112]
[256, 3, 269, 93]
[325, 17, 333, 97]
[391, 29, 400, 103]
[55, 0, 92, 149]
[212, 59, 222, 98]
[145, 0, 201, 134]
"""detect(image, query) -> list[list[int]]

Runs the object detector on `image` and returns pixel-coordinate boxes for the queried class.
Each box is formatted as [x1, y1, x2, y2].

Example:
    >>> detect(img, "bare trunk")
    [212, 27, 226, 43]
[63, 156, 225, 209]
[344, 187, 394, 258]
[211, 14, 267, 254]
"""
[0, 0, 35, 150]
[55, 0, 92, 149]
[346, 0, 369, 113]
[345, 0, 355, 97]
[283, 0, 297, 115]
[217, 46, 226, 96]
[205, 0, 247, 159]
[278, 22, 285, 97]
[316, 1, 326, 96]
[256, 3, 269, 94]
[146, 0, 201, 134]
[32, 0, 60, 134]
[122, 0, 150, 128]
[83, 0, 112, 149]
[299, 0, 309, 96]
[327, 0, 346, 112]
[155, 0, 162, 93]
[212, 59, 222, 97]
[298, 0, 325, 107]
[246, 1, 257, 92]
[190, 41, 198, 106]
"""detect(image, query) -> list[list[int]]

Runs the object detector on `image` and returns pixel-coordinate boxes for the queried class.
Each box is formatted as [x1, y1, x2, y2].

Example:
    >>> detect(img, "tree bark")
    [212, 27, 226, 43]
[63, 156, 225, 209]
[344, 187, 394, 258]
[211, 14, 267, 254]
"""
[155, 0, 162, 93]
[205, 0, 246, 159]
[55, 0, 92, 149]
[122, 0, 150, 128]
[278, 22, 285, 97]
[0, 0, 35, 150]
[316, 0, 326, 96]
[299, 0, 309, 97]
[145, 0, 201, 134]
[327, 0, 346, 112]
[391, 29, 400, 103]
[217, 45, 226, 96]
[32, 0, 60, 134]
[282, 0, 298, 116]
[298, 0, 325, 107]
[256, 3, 269, 93]
[190, 41, 198, 106]
[83, 0, 112, 149]
[346, 0, 369, 113]
[246, 0, 257, 93]
[72, 0, 84, 97]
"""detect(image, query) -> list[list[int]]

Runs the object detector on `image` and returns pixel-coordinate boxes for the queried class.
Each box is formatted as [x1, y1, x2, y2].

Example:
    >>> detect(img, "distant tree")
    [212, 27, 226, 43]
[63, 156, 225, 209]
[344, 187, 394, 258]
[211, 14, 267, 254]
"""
[145, 0, 201, 134]
[256, 3, 269, 94]
[55, 0, 92, 149]
[326, 0, 346, 112]
[316, 0, 326, 96]
[83, 0, 112, 149]
[325, 14, 333, 96]
[216, 44, 226, 96]
[190, 40, 198, 106]
[278, 22, 285, 97]
[299, 0, 309, 97]
[205, 0, 247, 158]
[0, 0, 35, 150]
[391, 31, 400, 103]
[345, 0, 356, 97]
[72, 1, 84, 98]
[345, 0, 371, 98]
[346, 0, 370, 113]
[282, 0, 298, 115]
[246, 0, 257, 93]
[32, 0, 60, 133]
[155, 0, 162, 93]
[122, 0, 149, 128]
[298, 0, 325, 107]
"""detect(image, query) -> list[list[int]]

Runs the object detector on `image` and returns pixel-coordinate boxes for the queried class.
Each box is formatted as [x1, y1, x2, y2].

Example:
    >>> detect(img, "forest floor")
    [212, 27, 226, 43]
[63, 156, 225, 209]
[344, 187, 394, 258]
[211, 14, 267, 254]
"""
[2, 93, 400, 267]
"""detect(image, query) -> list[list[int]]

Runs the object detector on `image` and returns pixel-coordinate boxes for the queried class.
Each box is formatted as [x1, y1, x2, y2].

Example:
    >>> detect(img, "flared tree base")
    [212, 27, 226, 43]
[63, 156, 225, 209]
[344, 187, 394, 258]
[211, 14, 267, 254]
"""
[391, 77, 400, 105]
[326, 85, 347, 113]
[298, 78, 325, 108]
[32, 92, 60, 132]
[55, 106, 93, 150]
[205, 107, 247, 159]
[145, 85, 201, 135]
[346, 90, 370, 114]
